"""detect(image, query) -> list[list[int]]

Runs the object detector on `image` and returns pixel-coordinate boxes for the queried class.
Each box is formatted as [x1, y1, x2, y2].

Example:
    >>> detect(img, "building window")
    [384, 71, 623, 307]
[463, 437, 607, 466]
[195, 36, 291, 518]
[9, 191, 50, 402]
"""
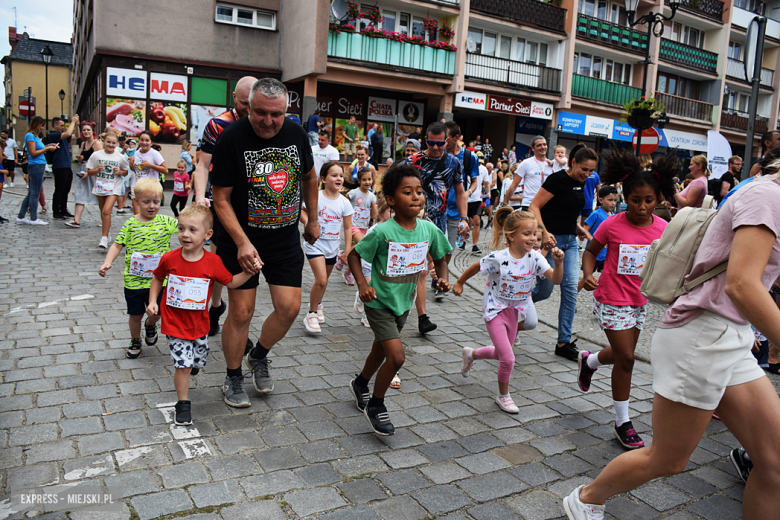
[575, 52, 631, 83]
[412, 16, 426, 38]
[728, 41, 742, 60]
[500, 36, 512, 59]
[657, 73, 700, 99]
[215, 4, 275, 30]
[383, 11, 396, 32]
[483, 32, 498, 56]
[468, 27, 483, 53]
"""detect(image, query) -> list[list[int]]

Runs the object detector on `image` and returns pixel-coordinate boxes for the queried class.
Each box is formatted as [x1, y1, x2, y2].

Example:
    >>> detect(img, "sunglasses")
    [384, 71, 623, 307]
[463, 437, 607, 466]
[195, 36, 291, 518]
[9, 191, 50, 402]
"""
[426, 140, 446, 147]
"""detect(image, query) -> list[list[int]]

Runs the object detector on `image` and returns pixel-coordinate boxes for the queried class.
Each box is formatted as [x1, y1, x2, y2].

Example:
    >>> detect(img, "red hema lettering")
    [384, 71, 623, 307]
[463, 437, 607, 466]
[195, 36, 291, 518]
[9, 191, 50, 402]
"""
[151, 80, 186, 96]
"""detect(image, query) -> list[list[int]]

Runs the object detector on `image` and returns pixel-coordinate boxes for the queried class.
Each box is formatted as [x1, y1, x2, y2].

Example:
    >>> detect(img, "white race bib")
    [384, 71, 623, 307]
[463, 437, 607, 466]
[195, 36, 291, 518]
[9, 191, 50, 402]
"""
[129, 252, 162, 278]
[320, 216, 342, 240]
[386, 241, 428, 276]
[353, 207, 370, 227]
[166, 275, 209, 310]
[95, 179, 114, 196]
[497, 272, 534, 300]
[174, 181, 185, 192]
[617, 244, 649, 276]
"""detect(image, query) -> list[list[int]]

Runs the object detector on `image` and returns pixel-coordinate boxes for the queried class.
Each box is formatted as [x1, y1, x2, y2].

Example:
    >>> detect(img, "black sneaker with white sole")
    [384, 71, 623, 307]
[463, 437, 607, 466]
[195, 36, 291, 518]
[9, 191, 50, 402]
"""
[126, 338, 142, 359]
[144, 323, 158, 346]
[349, 376, 370, 411]
[555, 340, 580, 361]
[364, 404, 395, 436]
[730, 447, 752, 482]
[174, 400, 192, 425]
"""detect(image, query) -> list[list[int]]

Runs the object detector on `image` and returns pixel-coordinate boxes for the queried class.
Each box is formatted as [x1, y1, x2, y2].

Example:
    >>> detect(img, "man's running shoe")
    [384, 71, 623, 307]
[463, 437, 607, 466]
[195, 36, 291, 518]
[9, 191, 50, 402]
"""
[245, 350, 274, 393]
[223, 375, 250, 407]
[349, 376, 370, 411]
[144, 322, 158, 346]
[126, 338, 142, 359]
[563, 485, 605, 520]
[577, 351, 597, 392]
[555, 340, 580, 361]
[461, 347, 474, 377]
[208, 300, 226, 337]
[614, 421, 645, 449]
[364, 403, 395, 436]
[730, 447, 752, 483]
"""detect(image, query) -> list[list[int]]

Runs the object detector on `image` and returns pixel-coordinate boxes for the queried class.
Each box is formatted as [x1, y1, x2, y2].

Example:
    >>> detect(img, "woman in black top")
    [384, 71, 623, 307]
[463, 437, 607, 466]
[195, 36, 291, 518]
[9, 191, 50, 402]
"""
[65, 123, 102, 228]
[529, 144, 596, 361]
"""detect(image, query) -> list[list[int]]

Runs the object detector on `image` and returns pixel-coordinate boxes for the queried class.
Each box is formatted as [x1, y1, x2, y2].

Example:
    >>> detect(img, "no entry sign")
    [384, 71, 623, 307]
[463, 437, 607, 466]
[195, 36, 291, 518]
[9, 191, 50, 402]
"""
[632, 128, 659, 154]
[19, 100, 36, 117]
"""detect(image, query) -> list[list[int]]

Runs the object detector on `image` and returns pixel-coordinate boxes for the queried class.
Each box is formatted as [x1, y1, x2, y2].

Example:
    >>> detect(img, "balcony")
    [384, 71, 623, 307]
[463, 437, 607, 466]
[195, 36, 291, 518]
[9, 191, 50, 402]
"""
[465, 53, 562, 92]
[726, 58, 774, 88]
[721, 109, 768, 132]
[576, 14, 647, 55]
[732, 7, 780, 40]
[571, 74, 642, 105]
[676, 0, 724, 23]
[659, 38, 718, 74]
[470, 0, 566, 33]
[327, 31, 455, 75]
[657, 92, 713, 122]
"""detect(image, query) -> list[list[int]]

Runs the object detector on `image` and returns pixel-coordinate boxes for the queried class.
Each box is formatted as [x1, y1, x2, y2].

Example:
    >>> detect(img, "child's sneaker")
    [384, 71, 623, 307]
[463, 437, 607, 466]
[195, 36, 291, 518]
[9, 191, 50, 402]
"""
[126, 338, 142, 359]
[98, 236, 108, 249]
[496, 394, 519, 414]
[514, 331, 522, 346]
[563, 485, 605, 520]
[174, 400, 192, 425]
[361, 313, 370, 328]
[144, 322, 158, 346]
[303, 312, 321, 334]
[354, 291, 364, 314]
[348, 375, 370, 411]
[577, 351, 596, 392]
[461, 347, 475, 377]
[335, 250, 345, 271]
[364, 403, 395, 436]
[316, 304, 325, 323]
[344, 271, 356, 285]
[614, 421, 645, 449]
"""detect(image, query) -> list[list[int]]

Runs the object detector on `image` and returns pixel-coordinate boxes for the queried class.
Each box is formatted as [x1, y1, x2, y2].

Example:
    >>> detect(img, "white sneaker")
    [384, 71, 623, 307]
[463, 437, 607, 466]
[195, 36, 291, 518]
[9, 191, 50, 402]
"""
[28, 219, 48, 226]
[563, 485, 605, 520]
[354, 291, 364, 314]
[361, 313, 370, 328]
[8, 182, 13, 187]
[303, 313, 321, 334]
[98, 236, 108, 249]
[461, 347, 475, 378]
[15, 217, 29, 224]
[316, 304, 325, 323]
[514, 331, 522, 346]
[117, 208, 125, 214]
[496, 394, 519, 414]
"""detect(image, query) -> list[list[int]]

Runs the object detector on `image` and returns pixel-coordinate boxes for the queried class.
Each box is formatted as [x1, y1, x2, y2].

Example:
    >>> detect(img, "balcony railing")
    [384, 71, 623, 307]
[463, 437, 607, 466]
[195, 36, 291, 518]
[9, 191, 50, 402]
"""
[576, 14, 647, 54]
[465, 53, 562, 92]
[657, 92, 713, 122]
[721, 110, 768, 132]
[659, 38, 718, 74]
[733, 7, 780, 39]
[676, 0, 724, 22]
[571, 74, 642, 105]
[327, 31, 455, 75]
[470, 0, 566, 33]
[726, 58, 774, 88]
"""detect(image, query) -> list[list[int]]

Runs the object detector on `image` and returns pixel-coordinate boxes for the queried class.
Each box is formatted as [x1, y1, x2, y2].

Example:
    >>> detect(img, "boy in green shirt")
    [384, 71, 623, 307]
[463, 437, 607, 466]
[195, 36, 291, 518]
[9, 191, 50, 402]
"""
[343, 115, 359, 162]
[99, 177, 179, 359]
[348, 163, 452, 435]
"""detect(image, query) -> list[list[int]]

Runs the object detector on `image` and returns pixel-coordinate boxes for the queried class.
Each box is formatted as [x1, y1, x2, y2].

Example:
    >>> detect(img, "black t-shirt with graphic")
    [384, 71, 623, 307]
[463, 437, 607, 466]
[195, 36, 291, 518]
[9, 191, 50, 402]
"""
[210, 117, 314, 252]
[539, 170, 586, 236]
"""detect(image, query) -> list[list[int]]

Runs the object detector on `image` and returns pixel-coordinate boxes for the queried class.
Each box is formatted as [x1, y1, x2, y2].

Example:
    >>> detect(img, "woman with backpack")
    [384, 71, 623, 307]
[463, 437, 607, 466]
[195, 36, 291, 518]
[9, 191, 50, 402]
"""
[563, 161, 780, 520]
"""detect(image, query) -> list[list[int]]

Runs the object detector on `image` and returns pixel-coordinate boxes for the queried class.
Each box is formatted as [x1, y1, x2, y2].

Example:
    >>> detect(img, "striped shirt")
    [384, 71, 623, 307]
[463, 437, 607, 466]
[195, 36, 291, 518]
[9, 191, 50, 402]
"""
[200, 108, 240, 155]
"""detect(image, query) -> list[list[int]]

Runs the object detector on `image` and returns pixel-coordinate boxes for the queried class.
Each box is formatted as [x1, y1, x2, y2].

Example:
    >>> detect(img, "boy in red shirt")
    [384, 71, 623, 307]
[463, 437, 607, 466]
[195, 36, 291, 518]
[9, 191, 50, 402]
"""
[146, 205, 259, 425]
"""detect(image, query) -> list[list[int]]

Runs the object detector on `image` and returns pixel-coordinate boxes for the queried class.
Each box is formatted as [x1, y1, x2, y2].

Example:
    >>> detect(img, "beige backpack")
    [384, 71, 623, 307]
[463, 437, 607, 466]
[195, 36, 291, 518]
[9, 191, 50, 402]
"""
[639, 200, 727, 305]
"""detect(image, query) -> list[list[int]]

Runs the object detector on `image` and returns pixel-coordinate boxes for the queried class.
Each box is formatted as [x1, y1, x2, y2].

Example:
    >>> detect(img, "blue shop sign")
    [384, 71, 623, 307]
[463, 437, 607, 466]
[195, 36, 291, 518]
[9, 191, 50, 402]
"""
[516, 116, 547, 135]
[611, 121, 635, 142]
[556, 111, 586, 134]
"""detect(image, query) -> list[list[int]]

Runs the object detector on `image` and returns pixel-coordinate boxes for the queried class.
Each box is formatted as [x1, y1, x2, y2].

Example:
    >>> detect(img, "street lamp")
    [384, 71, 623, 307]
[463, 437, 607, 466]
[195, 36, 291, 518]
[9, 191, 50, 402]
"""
[625, 0, 680, 155]
[58, 89, 65, 119]
[40, 45, 53, 130]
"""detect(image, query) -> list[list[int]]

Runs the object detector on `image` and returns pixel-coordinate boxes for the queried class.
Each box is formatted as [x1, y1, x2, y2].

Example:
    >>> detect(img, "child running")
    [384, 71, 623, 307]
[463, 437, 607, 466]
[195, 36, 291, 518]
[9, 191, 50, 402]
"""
[577, 147, 678, 449]
[170, 159, 191, 218]
[453, 207, 564, 413]
[338, 167, 377, 284]
[128, 131, 167, 215]
[99, 178, 178, 359]
[347, 163, 451, 435]
[301, 161, 353, 334]
[354, 195, 393, 328]
[145, 205, 257, 425]
[86, 131, 129, 249]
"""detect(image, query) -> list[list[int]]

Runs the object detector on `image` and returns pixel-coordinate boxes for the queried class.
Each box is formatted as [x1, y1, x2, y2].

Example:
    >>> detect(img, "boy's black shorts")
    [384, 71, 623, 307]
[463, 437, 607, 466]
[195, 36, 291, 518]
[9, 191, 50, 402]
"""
[124, 287, 163, 315]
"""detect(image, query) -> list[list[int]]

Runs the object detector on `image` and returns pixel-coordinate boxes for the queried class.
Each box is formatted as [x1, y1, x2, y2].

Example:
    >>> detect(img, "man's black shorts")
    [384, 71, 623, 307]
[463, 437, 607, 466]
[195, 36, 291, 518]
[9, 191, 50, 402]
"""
[2, 160, 15, 175]
[218, 241, 304, 289]
[467, 201, 483, 218]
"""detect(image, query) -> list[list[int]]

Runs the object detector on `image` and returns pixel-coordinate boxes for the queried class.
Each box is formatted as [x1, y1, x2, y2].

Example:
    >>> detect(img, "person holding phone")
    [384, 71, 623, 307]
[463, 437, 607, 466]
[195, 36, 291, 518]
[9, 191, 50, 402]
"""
[49, 115, 79, 220]
[17, 116, 57, 225]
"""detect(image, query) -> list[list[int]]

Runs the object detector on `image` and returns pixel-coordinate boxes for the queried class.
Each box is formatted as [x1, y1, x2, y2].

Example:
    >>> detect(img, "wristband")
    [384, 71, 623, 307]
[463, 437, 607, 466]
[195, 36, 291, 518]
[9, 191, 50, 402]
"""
[460, 217, 468, 221]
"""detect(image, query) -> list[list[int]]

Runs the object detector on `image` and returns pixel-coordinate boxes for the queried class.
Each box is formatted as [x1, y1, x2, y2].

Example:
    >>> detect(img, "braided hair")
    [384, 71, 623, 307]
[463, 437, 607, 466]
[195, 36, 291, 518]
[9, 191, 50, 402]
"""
[600, 146, 679, 202]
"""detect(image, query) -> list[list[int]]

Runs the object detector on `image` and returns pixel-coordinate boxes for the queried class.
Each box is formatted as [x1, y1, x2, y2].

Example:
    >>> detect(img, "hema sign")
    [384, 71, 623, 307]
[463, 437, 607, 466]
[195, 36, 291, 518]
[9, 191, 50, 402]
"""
[106, 68, 147, 98]
[150, 73, 188, 102]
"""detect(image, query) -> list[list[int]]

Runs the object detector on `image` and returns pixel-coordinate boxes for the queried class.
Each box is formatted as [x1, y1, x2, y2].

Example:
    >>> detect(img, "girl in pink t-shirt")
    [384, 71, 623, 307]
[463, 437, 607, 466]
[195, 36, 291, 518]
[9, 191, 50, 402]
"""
[171, 159, 191, 218]
[577, 148, 678, 450]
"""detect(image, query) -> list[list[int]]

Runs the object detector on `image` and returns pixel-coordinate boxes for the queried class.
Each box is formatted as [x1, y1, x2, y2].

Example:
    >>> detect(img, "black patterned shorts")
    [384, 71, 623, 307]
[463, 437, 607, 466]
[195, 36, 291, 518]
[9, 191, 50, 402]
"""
[167, 335, 209, 368]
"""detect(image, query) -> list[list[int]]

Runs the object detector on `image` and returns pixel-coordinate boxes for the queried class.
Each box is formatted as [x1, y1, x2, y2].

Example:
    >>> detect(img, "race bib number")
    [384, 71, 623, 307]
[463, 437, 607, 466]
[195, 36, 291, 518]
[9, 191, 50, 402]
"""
[320, 217, 342, 240]
[617, 244, 649, 276]
[129, 252, 162, 278]
[386, 241, 428, 276]
[353, 207, 370, 227]
[174, 181, 185, 192]
[95, 179, 114, 196]
[497, 272, 534, 300]
[166, 275, 209, 310]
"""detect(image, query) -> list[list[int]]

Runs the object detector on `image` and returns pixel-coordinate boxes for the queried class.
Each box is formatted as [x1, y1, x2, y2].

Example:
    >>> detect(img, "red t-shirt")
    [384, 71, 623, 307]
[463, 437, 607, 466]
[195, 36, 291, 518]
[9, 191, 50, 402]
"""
[153, 248, 233, 339]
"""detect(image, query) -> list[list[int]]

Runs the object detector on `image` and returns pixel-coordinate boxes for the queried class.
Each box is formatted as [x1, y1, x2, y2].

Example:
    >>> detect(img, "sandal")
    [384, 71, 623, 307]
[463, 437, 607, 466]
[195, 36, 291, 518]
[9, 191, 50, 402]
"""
[390, 374, 401, 389]
[39, 208, 47, 214]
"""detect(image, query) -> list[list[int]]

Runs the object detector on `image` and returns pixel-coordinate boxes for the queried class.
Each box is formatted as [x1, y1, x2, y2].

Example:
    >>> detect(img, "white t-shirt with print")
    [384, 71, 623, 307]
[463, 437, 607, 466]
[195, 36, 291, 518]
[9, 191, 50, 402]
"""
[516, 156, 553, 205]
[303, 191, 354, 258]
[480, 248, 550, 322]
[348, 188, 377, 230]
[132, 148, 165, 186]
[311, 144, 340, 176]
[87, 150, 129, 196]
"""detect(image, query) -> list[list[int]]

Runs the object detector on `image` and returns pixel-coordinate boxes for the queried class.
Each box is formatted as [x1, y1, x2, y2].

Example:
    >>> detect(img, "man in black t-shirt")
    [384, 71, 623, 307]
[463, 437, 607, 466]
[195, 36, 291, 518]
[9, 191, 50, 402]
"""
[211, 78, 320, 408]
[718, 155, 741, 202]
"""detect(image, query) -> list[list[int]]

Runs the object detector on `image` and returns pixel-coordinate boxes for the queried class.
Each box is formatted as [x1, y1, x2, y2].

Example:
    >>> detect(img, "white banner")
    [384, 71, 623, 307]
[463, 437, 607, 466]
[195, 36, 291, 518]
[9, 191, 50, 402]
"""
[367, 97, 397, 122]
[398, 101, 424, 125]
[106, 68, 147, 98]
[149, 73, 188, 102]
[707, 130, 733, 178]
[454, 91, 487, 111]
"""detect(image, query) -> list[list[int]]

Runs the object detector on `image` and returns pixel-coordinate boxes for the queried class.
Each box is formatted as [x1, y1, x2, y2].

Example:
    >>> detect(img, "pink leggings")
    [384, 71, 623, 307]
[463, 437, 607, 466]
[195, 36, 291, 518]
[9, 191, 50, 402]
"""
[474, 307, 520, 383]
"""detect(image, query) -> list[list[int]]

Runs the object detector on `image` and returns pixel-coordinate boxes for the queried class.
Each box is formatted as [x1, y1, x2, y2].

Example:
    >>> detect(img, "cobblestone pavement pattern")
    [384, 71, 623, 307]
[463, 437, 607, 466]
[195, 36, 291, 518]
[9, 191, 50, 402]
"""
[1, 177, 778, 519]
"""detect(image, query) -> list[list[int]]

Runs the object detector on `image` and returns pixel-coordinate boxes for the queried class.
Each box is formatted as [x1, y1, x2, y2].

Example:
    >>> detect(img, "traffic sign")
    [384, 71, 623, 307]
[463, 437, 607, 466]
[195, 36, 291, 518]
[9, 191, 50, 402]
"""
[19, 100, 36, 117]
[632, 128, 659, 154]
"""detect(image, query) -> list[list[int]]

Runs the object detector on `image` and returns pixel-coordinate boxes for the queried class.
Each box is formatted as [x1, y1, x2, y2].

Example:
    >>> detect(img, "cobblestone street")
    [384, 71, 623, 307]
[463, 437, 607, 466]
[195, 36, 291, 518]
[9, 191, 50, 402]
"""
[0, 178, 775, 519]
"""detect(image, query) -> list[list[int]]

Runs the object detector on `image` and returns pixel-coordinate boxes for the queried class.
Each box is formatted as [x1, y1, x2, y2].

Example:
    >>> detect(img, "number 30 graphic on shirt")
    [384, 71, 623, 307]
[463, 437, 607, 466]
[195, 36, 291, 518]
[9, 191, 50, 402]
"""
[253, 162, 275, 176]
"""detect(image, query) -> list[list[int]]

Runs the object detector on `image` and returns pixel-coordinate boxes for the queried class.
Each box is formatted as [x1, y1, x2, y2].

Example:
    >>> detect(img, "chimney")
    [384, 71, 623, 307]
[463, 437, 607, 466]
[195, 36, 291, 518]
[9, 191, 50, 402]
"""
[9, 27, 20, 52]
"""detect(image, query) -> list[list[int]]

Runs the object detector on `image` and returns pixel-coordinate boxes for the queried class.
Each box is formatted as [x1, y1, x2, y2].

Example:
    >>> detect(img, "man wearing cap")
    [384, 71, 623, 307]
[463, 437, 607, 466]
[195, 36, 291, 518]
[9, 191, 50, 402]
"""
[503, 135, 552, 210]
